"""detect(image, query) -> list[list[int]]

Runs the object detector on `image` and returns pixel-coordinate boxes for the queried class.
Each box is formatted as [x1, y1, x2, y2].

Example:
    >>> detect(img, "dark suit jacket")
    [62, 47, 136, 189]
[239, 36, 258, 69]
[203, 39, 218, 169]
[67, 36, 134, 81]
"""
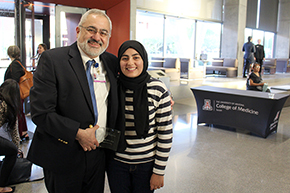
[254, 44, 265, 60]
[242, 42, 255, 63]
[27, 42, 118, 173]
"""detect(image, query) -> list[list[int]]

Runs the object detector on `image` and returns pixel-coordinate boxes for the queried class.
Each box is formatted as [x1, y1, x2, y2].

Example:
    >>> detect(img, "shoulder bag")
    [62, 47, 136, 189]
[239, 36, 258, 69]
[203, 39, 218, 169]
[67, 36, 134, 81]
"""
[16, 60, 33, 100]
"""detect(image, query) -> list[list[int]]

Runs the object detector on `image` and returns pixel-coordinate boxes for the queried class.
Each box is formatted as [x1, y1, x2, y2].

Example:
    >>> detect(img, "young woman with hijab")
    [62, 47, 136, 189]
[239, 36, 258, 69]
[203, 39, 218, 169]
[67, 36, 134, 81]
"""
[4, 45, 29, 142]
[106, 40, 173, 193]
[0, 79, 21, 193]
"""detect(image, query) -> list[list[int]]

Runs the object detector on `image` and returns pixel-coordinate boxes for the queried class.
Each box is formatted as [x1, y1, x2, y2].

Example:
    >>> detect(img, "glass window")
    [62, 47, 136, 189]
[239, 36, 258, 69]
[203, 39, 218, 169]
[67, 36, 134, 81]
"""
[0, 17, 15, 64]
[25, 18, 44, 67]
[164, 16, 195, 58]
[252, 29, 264, 45]
[264, 32, 274, 58]
[245, 28, 275, 58]
[195, 21, 221, 65]
[244, 28, 252, 43]
[0, 16, 14, 82]
[136, 11, 164, 58]
[60, 11, 80, 47]
[50, 14, 55, 49]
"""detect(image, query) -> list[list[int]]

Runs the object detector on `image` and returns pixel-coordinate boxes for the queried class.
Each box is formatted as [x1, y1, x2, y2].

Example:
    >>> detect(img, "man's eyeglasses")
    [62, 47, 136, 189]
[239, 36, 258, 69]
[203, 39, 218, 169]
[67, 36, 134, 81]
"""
[79, 25, 110, 37]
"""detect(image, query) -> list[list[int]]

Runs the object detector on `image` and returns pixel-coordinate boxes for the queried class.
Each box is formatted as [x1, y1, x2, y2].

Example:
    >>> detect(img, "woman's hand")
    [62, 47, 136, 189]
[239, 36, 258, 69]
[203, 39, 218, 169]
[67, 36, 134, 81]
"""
[150, 173, 164, 190]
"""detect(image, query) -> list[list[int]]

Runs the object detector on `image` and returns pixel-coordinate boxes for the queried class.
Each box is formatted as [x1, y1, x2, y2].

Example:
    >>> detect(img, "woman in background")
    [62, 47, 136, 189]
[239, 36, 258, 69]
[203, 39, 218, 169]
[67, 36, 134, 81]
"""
[107, 40, 173, 193]
[247, 62, 269, 92]
[0, 79, 21, 193]
[32, 43, 47, 68]
[4, 45, 29, 142]
[37, 43, 47, 56]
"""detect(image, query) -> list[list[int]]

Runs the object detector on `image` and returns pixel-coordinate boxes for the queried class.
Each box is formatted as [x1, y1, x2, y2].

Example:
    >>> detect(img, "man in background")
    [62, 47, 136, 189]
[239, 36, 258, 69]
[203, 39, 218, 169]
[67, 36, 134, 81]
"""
[242, 36, 256, 78]
[254, 39, 265, 74]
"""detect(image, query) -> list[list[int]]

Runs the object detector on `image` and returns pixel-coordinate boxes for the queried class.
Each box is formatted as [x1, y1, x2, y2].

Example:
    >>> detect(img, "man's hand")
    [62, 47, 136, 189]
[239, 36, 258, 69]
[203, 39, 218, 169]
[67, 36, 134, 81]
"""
[150, 173, 164, 190]
[76, 125, 99, 151]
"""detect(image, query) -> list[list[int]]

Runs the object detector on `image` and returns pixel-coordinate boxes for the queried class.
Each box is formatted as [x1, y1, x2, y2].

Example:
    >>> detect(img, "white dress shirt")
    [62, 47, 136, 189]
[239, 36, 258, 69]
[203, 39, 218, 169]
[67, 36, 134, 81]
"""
[78, 46, 110, 130]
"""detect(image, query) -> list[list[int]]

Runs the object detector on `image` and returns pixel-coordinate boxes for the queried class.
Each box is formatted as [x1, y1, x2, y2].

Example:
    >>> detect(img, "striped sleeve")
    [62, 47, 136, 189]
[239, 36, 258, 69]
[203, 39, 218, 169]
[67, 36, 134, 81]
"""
[148, 78, 173, 175]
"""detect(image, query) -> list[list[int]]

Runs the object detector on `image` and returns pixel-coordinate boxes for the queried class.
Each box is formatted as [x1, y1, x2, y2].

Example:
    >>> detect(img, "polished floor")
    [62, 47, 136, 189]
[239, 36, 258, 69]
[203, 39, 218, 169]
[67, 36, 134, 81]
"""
[13, 73, 290, 193]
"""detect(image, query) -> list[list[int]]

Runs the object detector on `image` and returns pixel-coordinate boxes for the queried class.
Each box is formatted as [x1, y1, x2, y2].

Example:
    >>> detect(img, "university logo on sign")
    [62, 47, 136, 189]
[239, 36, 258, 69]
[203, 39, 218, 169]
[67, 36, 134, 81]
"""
[274, 111, 280, 121]
[202, 99, 213, 111]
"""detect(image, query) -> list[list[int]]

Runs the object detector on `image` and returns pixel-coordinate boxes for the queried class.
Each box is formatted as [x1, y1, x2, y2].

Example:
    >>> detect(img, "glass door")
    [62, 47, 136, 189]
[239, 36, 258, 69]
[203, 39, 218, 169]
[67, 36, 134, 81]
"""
[55, 5, 87, 48]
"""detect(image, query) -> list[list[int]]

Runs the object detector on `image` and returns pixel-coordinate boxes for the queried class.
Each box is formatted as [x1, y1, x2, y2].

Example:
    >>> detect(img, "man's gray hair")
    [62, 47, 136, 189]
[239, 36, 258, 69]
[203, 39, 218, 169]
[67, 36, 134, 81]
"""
[79, 9, 112, 33]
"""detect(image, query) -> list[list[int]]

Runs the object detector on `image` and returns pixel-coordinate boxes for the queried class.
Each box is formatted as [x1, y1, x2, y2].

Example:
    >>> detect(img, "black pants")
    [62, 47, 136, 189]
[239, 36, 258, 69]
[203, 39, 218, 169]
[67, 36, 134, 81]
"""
[44, 148, 105, 193]
[0, 136, 18, 186]
[243, 59, 252, 77]
[256, 59, 263, 73]
[18, 99, 28, 137]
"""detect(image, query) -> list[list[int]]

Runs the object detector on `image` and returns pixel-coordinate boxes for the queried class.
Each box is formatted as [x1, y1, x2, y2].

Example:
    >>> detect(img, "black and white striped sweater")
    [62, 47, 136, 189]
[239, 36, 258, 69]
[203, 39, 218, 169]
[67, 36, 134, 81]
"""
[115, 77, 173, 175]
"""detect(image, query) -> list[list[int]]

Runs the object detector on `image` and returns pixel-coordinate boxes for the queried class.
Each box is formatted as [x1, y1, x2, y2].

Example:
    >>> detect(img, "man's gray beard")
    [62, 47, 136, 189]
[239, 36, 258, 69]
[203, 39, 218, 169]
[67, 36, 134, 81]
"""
[78, 39, 109, 57]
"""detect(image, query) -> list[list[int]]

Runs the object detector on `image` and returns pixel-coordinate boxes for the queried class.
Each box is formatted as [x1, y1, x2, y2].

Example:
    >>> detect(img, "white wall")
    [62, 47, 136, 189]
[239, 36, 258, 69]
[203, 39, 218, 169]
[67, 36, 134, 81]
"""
[136, 0, 223, 22]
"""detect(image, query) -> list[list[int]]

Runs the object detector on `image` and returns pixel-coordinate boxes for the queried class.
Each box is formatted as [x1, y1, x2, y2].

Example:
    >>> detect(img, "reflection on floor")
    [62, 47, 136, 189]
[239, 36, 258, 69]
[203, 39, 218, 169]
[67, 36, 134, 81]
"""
[15, 73, 290, 192]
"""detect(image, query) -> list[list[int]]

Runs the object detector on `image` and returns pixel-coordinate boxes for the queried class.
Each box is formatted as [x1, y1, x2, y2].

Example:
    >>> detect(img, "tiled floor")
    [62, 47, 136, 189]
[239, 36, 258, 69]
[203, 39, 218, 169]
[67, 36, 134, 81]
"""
[13, 73, 290, 192]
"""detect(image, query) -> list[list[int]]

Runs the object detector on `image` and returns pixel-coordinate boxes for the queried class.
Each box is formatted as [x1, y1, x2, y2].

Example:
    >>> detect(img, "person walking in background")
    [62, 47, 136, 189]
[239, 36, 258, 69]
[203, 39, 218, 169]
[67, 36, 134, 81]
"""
[0, 79, 21, 193]
[242, 36, 256, 78]
[31, 43, 48, 69]
[27, 9, 118, 193]
[4, 45, 29, 143]
[36, 43, 47, 63]
[254, 39, 265, 74]
[37, 43, 47, 56]
[106, 40, 173, 193]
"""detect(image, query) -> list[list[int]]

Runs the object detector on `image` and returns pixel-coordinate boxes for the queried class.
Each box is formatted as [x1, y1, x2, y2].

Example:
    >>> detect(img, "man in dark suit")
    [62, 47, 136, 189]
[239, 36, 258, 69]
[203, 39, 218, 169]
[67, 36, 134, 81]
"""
[27, 9, 118, 193]
[242, 36, 256, 78]
[254, 39, 265, 73]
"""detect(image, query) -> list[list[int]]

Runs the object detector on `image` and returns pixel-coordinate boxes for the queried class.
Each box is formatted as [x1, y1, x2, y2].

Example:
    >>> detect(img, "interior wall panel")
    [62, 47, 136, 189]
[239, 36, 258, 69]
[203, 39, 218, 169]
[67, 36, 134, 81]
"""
[106, 0, 130, 55]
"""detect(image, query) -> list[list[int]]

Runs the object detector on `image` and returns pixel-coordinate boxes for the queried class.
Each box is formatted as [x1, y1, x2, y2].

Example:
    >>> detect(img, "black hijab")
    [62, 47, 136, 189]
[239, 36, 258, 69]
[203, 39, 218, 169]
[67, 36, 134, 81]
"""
[118, 40, 151, 140]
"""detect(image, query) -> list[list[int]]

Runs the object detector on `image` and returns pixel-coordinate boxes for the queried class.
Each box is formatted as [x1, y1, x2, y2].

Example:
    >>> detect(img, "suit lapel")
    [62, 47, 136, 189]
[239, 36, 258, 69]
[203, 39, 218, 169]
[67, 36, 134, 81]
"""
[68, 43, 94, 116]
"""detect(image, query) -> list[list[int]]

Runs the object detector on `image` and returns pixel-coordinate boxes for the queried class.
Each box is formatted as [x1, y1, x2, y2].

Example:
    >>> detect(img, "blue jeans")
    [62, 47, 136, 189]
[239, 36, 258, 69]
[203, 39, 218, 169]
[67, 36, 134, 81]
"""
[107, 159, 154, 193]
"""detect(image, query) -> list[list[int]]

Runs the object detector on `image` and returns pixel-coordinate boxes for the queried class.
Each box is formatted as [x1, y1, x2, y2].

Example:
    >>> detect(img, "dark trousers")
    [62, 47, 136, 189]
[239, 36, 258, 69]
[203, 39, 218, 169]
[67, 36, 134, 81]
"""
[0, 136, 18, 186]
[44, 149, 105, 193]
[256, 59, 263, 73]
[18, 99, 27, 136]
[243, 59, 252, 77]
[107, 159, 154, 193]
